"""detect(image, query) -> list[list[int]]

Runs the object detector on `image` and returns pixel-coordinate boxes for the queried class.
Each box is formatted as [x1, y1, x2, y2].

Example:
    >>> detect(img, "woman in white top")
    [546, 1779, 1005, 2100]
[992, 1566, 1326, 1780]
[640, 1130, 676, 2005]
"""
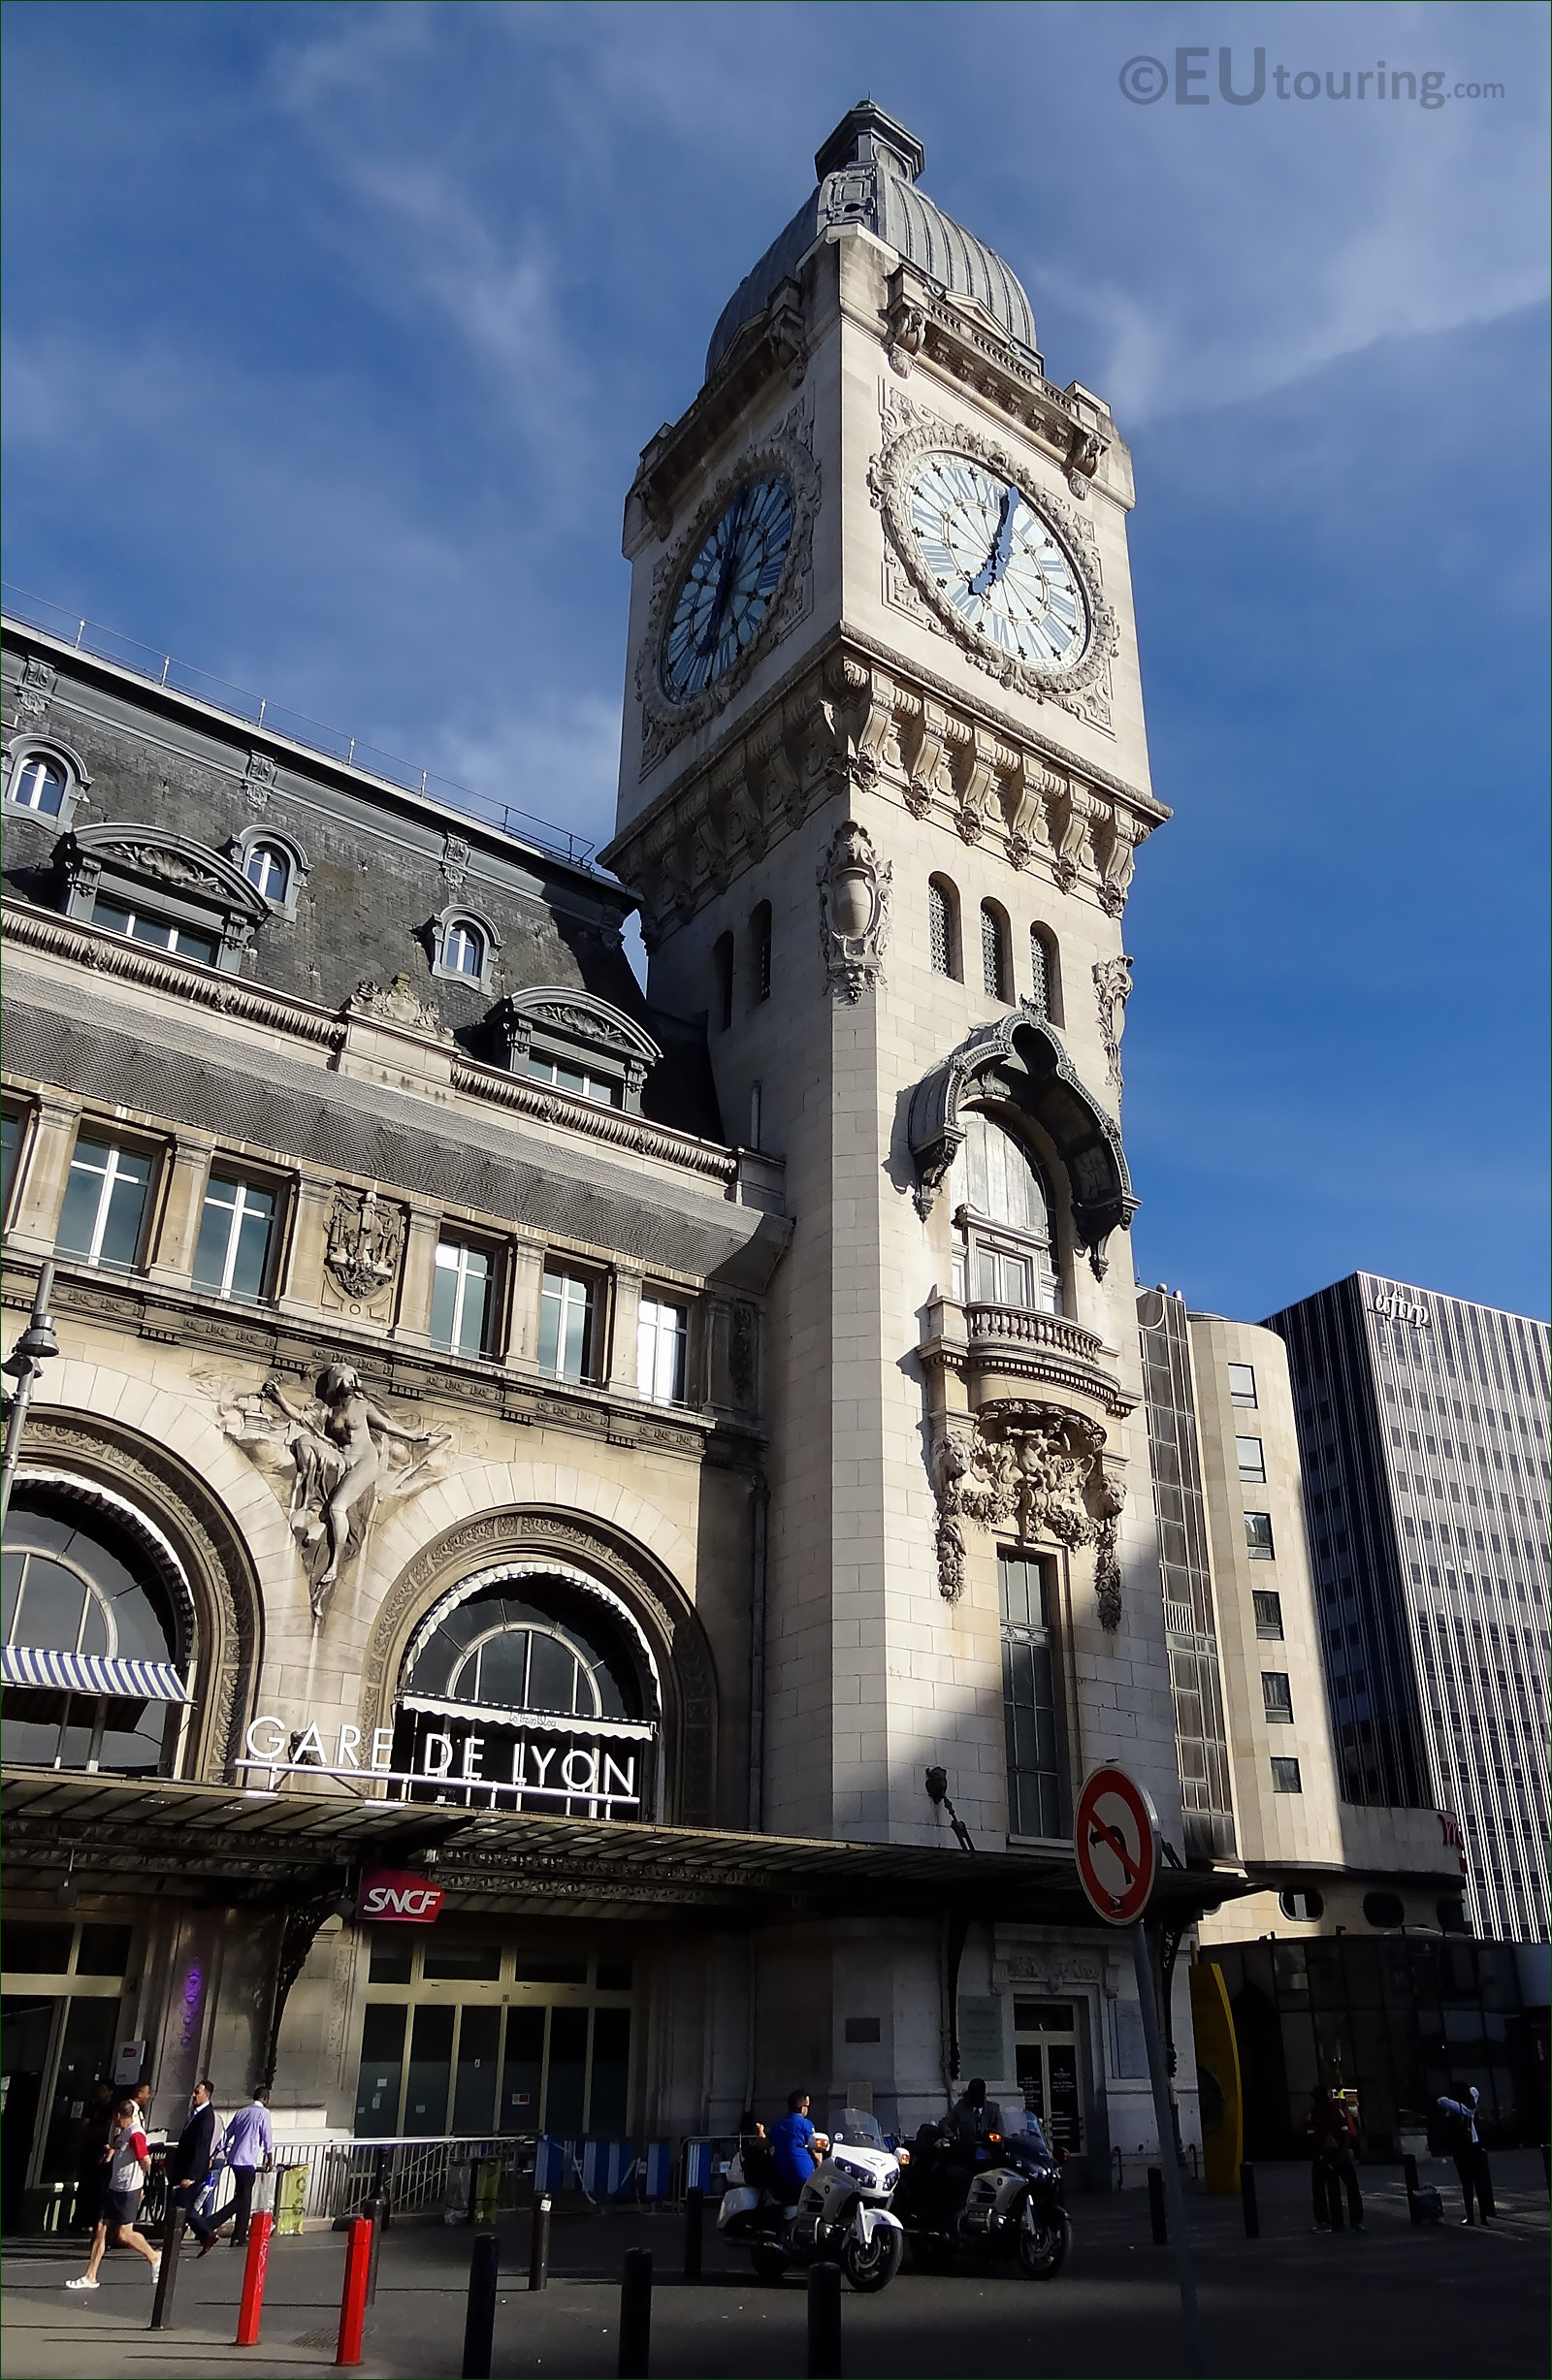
[66, 2100, 162, 2289]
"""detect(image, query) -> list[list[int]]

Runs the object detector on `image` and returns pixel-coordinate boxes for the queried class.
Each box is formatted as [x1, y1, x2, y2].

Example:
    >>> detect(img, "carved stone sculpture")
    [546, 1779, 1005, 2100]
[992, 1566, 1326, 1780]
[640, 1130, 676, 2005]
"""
[346, 974, 446, 1038]
[1093, 955, 1134, 1090]
[928, 1403, 1123, 1620]
[209, 1367, 453, 1623]
[817, 820, 891, 1003]
[324, 1185, 405, 1305]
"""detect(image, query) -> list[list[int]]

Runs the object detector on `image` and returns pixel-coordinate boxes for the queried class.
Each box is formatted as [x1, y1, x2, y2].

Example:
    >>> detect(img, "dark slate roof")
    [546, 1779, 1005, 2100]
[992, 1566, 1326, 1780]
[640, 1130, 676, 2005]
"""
[706, 102, 1039, 380]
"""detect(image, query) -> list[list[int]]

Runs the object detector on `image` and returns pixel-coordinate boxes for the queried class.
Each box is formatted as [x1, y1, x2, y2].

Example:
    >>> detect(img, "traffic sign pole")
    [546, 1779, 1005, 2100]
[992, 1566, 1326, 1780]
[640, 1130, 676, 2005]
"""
[1073, 1765, 1206, 2379]
[1131, 1916, 1205, 2377]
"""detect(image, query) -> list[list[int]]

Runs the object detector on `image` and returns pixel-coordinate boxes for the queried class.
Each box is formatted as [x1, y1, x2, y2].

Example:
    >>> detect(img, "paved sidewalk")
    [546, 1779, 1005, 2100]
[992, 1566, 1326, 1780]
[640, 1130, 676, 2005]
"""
[3, 2153, 1546, 2379]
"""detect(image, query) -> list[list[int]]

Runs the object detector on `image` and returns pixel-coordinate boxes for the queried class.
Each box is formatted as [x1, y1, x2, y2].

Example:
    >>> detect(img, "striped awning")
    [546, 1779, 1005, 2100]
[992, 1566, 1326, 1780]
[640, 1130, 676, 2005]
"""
[1, 1646, 190, 1704]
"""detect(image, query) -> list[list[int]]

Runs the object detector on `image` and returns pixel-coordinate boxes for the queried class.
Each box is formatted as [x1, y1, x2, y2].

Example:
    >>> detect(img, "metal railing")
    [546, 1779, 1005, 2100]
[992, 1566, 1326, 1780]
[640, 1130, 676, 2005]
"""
[253, 2133, 530, 2225]
[1, 583, 596, 867]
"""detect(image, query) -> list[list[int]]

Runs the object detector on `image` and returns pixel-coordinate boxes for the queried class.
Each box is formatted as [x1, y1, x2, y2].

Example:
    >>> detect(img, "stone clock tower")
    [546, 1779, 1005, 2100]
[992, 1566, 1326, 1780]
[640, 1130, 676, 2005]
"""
[604, 105, 1185, 2121]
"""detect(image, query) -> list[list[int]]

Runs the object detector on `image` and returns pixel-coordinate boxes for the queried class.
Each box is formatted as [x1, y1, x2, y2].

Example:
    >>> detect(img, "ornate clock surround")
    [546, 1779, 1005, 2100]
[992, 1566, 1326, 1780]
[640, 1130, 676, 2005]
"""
[869, 417, 1118, 706]
[635, 414, 821, 775]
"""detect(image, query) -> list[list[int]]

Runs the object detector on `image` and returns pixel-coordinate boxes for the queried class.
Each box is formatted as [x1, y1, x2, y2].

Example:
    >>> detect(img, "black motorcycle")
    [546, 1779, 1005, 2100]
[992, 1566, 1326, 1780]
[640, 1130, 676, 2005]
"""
[892, 2123, 1071, 2278]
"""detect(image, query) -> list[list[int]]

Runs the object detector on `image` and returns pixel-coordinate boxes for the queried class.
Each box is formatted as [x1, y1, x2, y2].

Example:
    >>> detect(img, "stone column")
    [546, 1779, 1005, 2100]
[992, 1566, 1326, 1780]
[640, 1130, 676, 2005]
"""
[392, 1205, 443, 1344]
[606, 1264, 644, 1394]
[5, 1094, 81, 1256]
[145, 1134, 216, 1287]
[503, 1238, 546, 1367]
[275, 1173, 335, 1316]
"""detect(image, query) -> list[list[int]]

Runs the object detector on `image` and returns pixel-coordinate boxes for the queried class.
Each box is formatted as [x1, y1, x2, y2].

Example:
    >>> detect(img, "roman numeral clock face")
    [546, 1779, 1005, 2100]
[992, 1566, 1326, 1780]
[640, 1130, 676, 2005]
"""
[908, 456, 1090, 670]
[660, 473, 795, 702]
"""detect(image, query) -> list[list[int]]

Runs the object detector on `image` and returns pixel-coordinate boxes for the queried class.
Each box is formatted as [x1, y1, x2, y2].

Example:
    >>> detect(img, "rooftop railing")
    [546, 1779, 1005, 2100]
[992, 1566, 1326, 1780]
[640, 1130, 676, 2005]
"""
[1, 582, 596, 868]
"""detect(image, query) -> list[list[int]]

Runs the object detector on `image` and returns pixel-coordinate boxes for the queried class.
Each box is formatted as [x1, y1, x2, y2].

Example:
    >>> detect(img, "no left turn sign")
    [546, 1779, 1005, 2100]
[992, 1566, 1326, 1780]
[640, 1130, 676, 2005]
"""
[1075, 1763, 1159, 1924]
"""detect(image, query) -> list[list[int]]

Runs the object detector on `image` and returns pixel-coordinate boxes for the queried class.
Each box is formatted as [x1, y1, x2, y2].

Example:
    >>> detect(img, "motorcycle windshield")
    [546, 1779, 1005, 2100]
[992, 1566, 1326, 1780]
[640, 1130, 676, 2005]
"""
[832, 2109, 885, 2147]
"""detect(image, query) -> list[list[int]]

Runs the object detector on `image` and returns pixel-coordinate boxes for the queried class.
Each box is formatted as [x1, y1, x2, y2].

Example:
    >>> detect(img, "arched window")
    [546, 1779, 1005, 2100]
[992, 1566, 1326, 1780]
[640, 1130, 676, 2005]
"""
[2, 1484, 190, 1777]
[948, 1108, 1061, 1314]
[928, 877, 959, 980]
[445, 919, 484, 979]
[10, 755, 67, 816]
[712, 932, 734, 1032]
[981, 902, 1010, 1002]
[393, 1565, 657, 1820]
[1029, 924, 1062, 1022]
[243, 841, 290, 903]
[750, 902, 772, 1003]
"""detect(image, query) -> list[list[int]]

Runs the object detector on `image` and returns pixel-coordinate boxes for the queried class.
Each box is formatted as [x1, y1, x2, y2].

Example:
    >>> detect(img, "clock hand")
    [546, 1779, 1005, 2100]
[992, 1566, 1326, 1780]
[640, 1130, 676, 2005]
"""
[967, 486, 1018, 599]
[697, 486, 751, 658]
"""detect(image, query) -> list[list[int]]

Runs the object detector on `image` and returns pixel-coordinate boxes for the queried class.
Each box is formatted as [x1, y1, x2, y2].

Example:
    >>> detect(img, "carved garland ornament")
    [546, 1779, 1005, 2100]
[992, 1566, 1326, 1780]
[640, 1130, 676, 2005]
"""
[929, 1404, 1126, 1628]
[868, 418, 1119, 708]
[1092, 955, 1134, 1092]
[635, 414, 821, 775]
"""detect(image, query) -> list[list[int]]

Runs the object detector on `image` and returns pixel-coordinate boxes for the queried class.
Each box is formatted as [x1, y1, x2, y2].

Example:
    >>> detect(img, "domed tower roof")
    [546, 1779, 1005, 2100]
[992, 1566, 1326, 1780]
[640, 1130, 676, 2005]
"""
[706, 102, 1038, 382]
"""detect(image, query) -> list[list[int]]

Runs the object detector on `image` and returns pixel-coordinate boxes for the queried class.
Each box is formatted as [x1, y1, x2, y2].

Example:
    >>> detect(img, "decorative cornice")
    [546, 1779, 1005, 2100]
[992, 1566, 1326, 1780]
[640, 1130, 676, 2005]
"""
[602, 638, 1165, 949]
[2, 900, 766, 1198]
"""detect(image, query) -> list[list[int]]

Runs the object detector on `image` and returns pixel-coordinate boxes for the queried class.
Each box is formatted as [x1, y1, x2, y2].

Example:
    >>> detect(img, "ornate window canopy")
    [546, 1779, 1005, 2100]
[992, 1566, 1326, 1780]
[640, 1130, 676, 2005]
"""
[490, 986, 662, 1114]
[61, 821, 269, 975]
[228, 823, 310, 920]
[909, 1000, 1136, 1270]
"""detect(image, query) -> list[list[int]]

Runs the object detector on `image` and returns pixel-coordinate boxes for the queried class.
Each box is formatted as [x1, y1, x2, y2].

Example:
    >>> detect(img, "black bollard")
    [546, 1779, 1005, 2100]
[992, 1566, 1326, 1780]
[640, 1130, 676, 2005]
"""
[1147, 2165, 1167, 2244]
[617, 2245, 652, 2380]
[148, 2203, 187, 2332]
[363, 2198, 383, 2305]
[528, 2193, 551, 2292]
[461, 2232, 500, 2380]
[1402, 2153, 1420, 2225]
[1240, 2161, 1259, 2239]
[683, 2185, 704, 2283]
[806, 2261, 843, 2380]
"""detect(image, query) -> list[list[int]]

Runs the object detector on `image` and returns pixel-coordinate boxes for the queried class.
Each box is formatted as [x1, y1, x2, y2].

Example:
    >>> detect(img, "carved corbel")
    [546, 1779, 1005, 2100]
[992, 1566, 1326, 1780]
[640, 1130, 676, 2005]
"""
[1065, 423, 1106, 499]
[903, 702, 951, 820]
[951, 728, 998, 847]
[1051, 777, 1094, 892]
[1096, 806, 1143, 918]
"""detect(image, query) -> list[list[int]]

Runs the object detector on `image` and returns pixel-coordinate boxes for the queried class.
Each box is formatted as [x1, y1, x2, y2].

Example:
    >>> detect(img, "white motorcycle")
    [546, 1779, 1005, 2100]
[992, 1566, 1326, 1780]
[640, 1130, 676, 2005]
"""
[717, 2107, 907, 2292]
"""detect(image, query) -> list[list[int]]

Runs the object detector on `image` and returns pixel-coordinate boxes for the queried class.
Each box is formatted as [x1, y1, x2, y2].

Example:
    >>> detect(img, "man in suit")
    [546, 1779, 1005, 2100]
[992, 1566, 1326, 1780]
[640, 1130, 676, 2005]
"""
[166, 2081, 218, 2242]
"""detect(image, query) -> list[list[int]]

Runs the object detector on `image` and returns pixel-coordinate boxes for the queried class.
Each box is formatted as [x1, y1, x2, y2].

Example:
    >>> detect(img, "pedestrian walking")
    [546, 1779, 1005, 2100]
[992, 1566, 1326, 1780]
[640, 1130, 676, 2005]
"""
[165, 2080, 218, 2243]
[71, 2082, 115, 2233]
[1437, 2088, 1496, 2225]
[1308, 2088, 1364, 2232]
[195, 2087, 274, 2251]
[65, 2099, 162, 2289]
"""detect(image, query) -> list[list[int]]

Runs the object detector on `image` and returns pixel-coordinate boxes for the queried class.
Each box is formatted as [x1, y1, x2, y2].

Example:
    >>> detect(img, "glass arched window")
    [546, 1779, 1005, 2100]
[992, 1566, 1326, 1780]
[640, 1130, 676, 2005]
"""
[2, 1487, 189, 1776]
[244, 841, 290, 902]
[712, 932, 734, 1032]
[948, 1108, 1061, 1314]
[981, 903, 1010, 1002]
[1029, 924, 1062, 1022]
[394, 1569, 655, 1819]
[10, 755, 67, 816]
[928, 878, 958, 980]
[445, 919, 484, 979]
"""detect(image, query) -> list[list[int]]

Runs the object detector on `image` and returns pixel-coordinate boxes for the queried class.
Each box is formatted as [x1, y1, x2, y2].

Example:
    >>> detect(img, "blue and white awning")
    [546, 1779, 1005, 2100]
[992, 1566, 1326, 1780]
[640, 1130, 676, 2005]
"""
[1, 1646, 190, 1704]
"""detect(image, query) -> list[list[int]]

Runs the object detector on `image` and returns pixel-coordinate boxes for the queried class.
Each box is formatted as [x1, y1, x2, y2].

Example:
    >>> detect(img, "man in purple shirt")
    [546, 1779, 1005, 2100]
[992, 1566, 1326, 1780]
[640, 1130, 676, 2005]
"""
[194, 2088, 274, 2251]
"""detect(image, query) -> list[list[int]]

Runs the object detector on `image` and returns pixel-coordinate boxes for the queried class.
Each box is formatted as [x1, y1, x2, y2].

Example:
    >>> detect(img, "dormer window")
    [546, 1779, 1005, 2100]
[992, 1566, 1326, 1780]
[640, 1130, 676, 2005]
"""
[245, 843, 289, 902]
[429, 904, 501, 994]
[492, 988, 662, 1117]
[228, 825, 308, 920]
[4, 735, 91, 830]
[61, 824, 269, 976]
[446, 920, 484, 978]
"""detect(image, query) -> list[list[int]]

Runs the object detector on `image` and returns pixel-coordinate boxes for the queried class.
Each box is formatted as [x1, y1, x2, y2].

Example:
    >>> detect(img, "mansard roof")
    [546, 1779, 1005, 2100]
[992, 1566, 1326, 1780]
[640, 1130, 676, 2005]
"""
[706, 101, 1039, 382]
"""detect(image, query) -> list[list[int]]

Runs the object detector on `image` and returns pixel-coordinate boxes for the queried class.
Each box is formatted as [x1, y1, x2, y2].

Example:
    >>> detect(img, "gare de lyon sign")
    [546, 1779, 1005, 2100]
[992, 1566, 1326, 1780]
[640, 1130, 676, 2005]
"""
[237, 1714, 643, 1815]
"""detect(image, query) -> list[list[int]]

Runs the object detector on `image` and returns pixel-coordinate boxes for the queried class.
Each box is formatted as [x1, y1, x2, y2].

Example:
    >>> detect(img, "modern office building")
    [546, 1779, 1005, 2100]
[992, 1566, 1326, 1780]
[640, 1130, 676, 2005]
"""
[1139, 1291, 1467, 1941]
[1266, 1274, 1551, 1946]
[2, 102, 1232, 2226]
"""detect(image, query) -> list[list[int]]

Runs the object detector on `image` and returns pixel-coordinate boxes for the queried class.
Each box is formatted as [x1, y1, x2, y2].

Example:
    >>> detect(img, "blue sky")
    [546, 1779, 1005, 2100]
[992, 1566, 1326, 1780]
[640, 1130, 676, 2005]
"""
[4, 1, 1547, 1322]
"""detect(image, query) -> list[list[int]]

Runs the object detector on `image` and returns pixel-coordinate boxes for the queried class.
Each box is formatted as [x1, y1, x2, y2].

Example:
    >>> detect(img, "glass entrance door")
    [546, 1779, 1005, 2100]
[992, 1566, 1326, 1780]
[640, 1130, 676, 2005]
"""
[1013, 1999, 1085, 2154]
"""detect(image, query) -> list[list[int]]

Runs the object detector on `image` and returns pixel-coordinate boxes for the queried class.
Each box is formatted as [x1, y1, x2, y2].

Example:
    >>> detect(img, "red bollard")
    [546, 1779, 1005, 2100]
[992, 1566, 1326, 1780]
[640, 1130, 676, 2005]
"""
[234, 2211, 274, 2348]
[335, 2215, 372, 2368]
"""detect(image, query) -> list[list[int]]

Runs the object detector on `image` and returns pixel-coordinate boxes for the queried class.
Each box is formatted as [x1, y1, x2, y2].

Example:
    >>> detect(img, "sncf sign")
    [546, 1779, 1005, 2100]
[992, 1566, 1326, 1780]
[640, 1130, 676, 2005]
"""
[357, 1868, 444, 1923]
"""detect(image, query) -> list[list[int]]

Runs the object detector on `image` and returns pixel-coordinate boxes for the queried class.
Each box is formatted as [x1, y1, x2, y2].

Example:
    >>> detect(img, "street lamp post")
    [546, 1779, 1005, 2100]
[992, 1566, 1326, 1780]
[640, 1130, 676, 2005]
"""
[1, 1261, 60, 1528]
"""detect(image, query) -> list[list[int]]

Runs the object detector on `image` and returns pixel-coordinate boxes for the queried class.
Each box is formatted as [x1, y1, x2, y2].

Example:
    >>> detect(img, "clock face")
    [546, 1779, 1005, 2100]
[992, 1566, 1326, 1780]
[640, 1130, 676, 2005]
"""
[907, 456, 1089, 670]
[660, 473, 795, 703]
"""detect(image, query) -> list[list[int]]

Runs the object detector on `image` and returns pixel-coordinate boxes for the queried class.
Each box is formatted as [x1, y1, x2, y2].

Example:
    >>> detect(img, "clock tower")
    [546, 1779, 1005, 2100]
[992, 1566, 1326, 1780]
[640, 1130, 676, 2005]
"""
[604, 105, 1184, 2132]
